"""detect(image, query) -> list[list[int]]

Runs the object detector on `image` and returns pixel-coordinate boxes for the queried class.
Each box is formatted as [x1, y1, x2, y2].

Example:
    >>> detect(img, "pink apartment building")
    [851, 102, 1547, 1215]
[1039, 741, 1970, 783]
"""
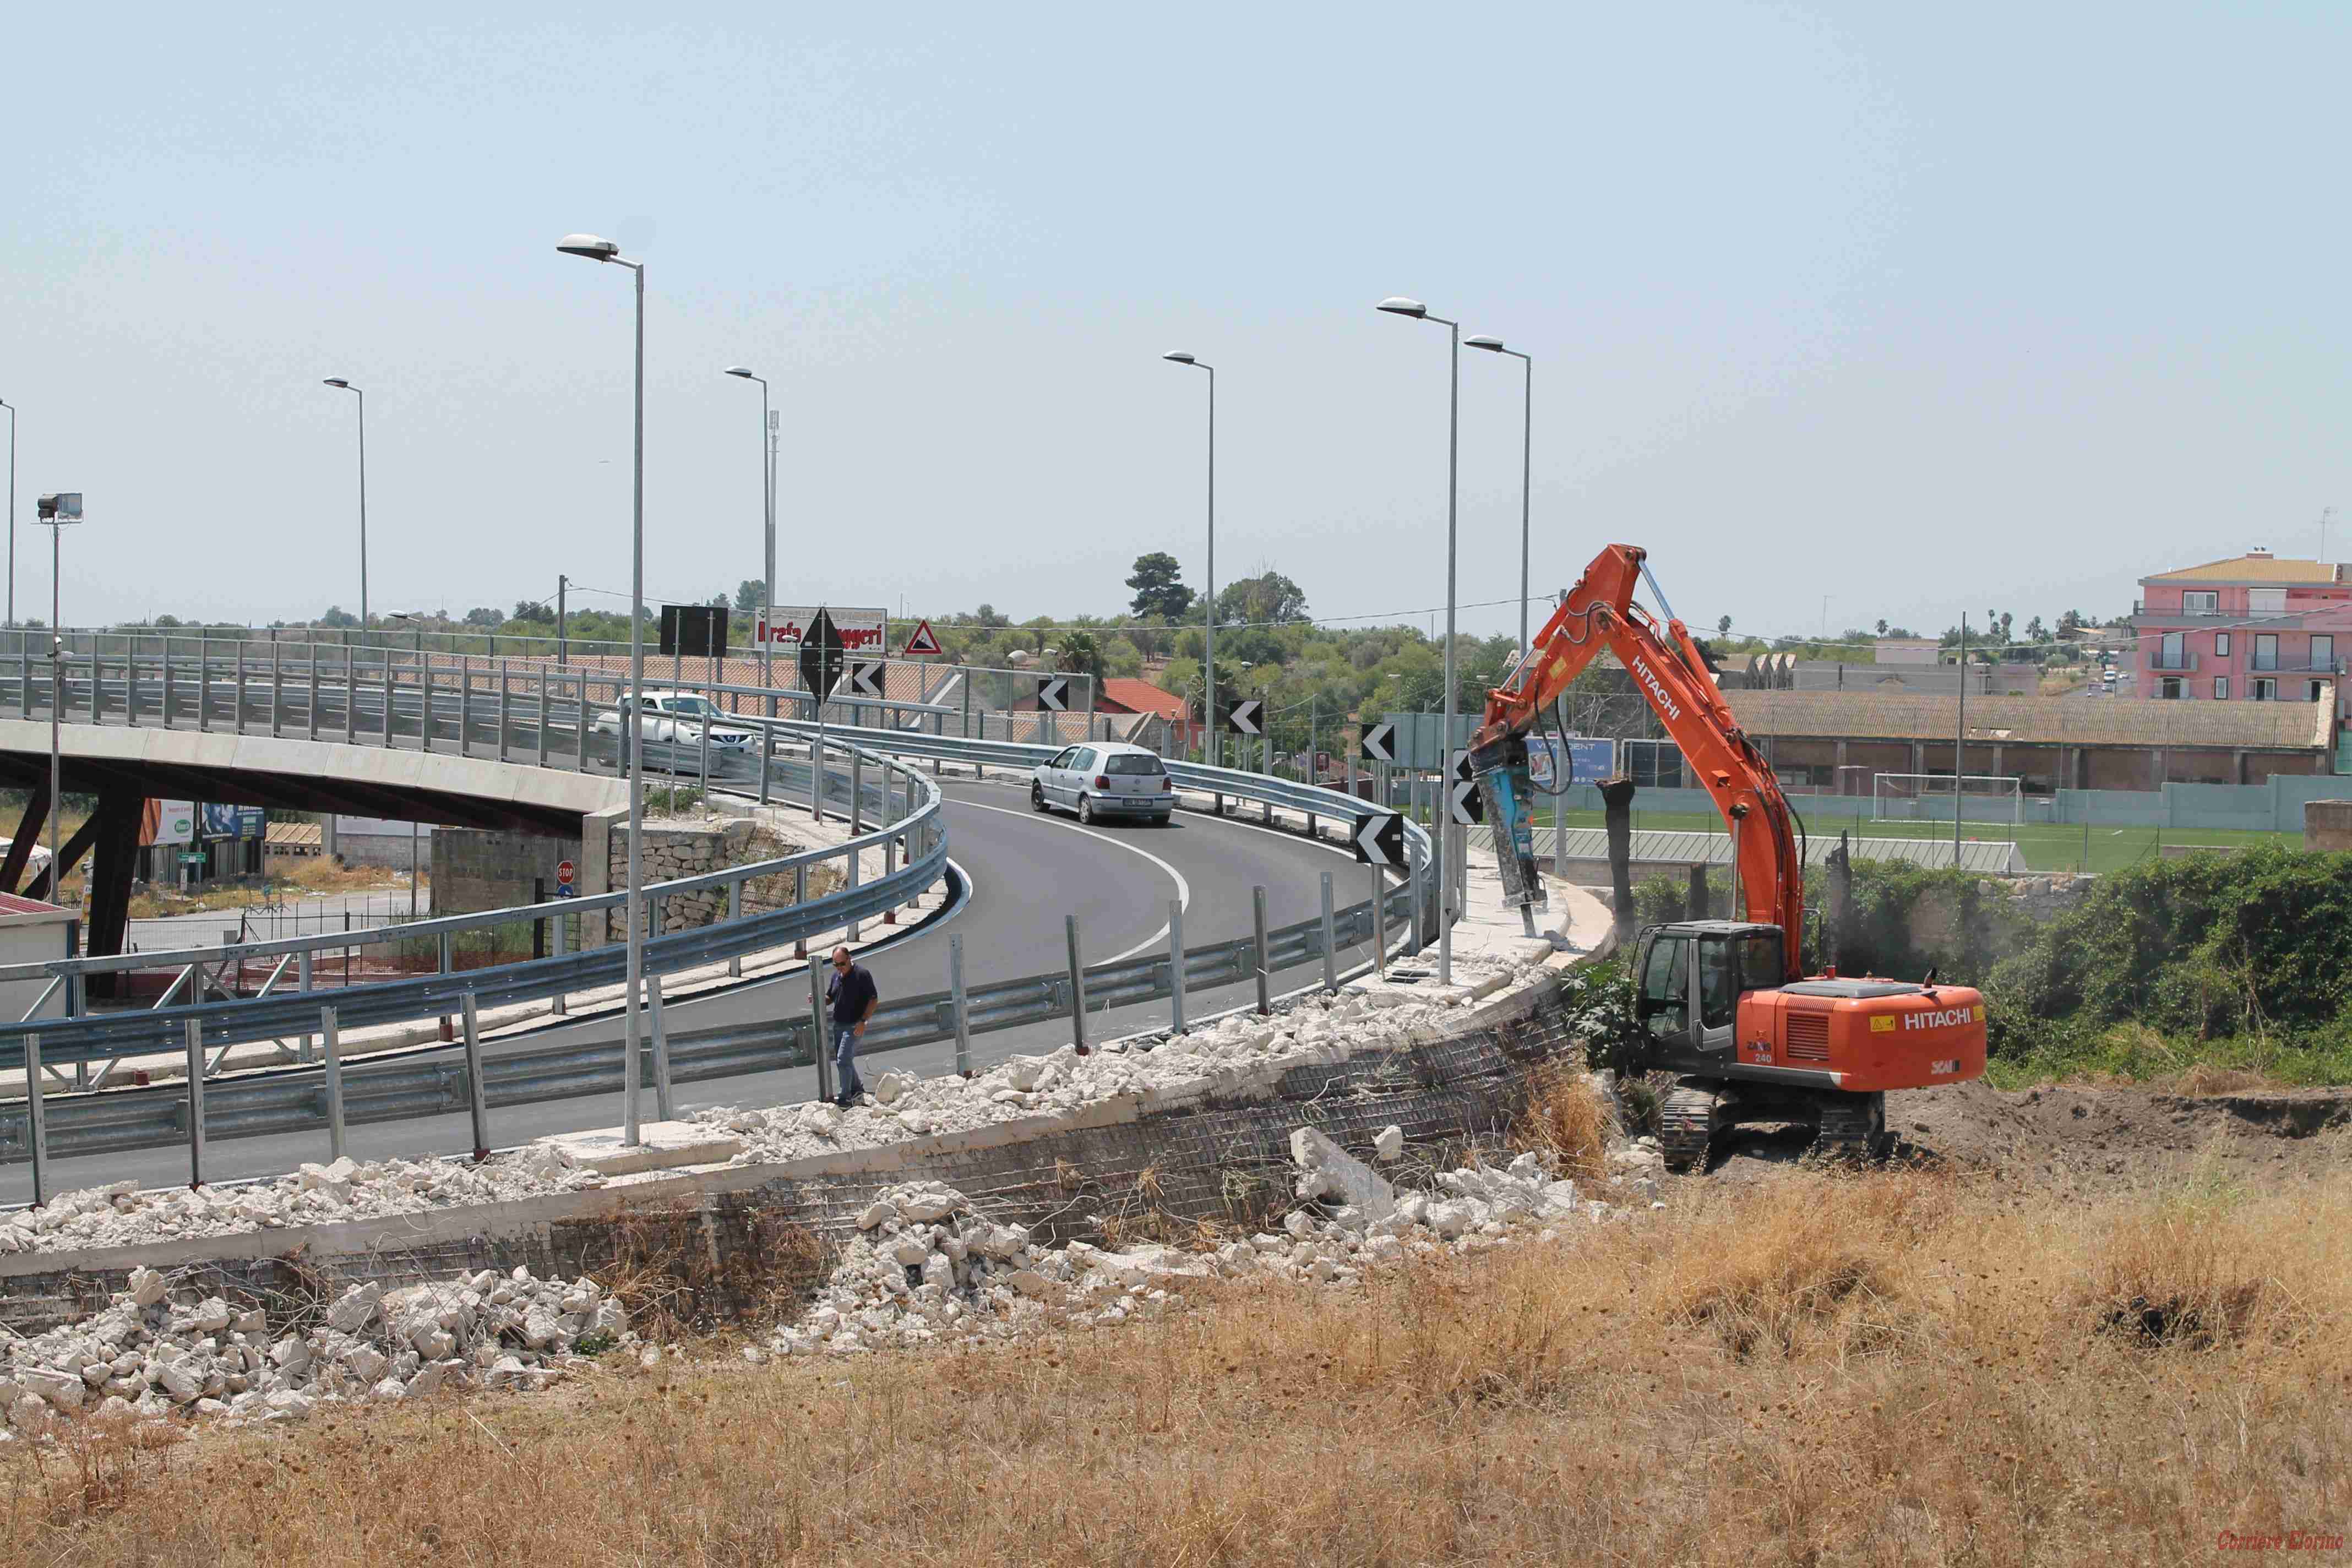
[2133, 551, 2350, 715]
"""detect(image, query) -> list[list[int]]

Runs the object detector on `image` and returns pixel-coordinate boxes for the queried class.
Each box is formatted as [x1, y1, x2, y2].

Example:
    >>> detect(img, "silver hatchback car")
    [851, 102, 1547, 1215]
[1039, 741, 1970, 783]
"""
[1030, 742, 1176, 826]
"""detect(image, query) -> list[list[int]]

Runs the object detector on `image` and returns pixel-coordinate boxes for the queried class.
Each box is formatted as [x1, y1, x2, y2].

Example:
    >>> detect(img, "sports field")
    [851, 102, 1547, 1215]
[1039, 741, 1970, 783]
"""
[1529, 804, 2294, 874]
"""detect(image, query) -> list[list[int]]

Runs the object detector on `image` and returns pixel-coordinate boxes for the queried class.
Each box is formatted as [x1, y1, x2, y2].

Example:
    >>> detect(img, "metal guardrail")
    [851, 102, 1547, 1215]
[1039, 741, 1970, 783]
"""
[0, 879, 1417, 1165]
[0, 654, 1441, 1179]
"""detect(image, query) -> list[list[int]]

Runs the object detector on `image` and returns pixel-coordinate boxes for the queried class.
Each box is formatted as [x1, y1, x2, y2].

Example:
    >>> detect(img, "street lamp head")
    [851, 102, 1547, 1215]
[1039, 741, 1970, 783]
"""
[1463, 335, 1506, 352]
[724, 366, 756, 379]
[557, 233, 620, 262]
[322, 378, 353, 389]
[1162, 351, 1196, 364]
[1376, 297, 1428, 318]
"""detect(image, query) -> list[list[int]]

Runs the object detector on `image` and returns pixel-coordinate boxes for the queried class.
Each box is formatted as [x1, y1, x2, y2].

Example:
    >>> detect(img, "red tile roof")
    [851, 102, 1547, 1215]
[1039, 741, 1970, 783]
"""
[0, 891, 66, 916]
[1100, 678, 1190, 721]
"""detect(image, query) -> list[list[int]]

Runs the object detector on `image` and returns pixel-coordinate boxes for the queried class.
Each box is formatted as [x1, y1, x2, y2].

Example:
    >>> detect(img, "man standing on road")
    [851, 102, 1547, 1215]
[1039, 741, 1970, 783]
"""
[825, 946, 878, 1107]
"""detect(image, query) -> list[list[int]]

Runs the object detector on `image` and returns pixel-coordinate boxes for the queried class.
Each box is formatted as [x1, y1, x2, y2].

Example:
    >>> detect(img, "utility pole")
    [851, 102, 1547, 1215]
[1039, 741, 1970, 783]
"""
[556, 574, 568, 666]
[1954, 613, 1967, 869]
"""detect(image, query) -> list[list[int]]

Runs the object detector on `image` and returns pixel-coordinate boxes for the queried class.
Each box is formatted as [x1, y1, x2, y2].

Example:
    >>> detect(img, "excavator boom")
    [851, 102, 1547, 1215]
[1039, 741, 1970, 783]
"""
[1469, 543, 1804, 978]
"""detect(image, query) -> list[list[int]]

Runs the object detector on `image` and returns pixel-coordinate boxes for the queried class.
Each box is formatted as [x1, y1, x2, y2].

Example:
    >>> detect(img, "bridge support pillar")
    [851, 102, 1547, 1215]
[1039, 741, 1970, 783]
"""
[0, 784, 50, 895]
[81, 788, 148, 998]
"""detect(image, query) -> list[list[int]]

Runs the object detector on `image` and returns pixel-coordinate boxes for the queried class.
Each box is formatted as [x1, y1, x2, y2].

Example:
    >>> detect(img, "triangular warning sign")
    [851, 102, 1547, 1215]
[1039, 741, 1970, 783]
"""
[901, 618, 943, 656]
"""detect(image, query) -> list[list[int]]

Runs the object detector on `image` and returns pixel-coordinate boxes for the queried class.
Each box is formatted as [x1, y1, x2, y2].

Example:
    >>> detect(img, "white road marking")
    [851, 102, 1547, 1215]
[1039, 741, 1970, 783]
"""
[954, 798, 1193, 961]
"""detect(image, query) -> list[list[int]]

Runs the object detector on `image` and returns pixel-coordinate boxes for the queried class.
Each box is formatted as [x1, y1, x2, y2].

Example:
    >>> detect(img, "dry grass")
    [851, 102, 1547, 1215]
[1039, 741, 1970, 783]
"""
[1509, 1060, 1610, 1182]
[6, 1167, 2350, 1565]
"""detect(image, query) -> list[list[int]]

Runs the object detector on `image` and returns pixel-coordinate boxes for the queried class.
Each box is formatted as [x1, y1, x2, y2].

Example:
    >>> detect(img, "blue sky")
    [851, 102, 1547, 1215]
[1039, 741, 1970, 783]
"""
[4, 3, 2345, 644]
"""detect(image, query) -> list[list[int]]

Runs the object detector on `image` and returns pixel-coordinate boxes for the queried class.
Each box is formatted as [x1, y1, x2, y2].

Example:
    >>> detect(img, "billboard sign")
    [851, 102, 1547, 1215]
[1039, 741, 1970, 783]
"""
[143, 799, 195, 847]
[758, 606, 887, 655]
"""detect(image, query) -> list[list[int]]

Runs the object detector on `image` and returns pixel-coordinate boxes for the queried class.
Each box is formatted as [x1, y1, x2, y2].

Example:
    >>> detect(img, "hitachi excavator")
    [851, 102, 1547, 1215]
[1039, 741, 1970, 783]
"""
[1467, 543, 1988, 1170]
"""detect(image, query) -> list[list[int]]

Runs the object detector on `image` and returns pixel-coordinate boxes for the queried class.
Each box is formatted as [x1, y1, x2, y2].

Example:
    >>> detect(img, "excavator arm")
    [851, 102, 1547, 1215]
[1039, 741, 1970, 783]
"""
[1468, 543, 1806, 981]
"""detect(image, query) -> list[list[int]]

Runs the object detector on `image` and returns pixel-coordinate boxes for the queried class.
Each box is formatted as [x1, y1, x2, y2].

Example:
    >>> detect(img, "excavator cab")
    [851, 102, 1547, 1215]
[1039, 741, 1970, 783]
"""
[1633, 922, 1786, 1061]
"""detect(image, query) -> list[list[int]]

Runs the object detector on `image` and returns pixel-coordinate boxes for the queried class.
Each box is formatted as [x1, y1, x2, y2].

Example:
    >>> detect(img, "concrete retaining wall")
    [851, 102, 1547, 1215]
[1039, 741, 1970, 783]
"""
[0, 972, 1583, 1336]
[432, 829, 581, 917]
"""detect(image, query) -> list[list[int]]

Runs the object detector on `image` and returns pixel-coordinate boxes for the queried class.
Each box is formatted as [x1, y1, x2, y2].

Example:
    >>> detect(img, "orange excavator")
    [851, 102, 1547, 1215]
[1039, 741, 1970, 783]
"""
[1468, 543, 1987, 1169]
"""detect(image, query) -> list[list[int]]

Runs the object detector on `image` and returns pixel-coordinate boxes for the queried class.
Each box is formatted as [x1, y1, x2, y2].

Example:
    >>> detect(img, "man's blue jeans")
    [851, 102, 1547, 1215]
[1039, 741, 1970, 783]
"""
[833, 1025, 865, 1101]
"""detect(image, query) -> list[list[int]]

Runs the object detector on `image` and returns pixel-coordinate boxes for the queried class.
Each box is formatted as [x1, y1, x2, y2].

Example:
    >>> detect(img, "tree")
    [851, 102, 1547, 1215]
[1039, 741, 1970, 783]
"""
[462, 607, 504, 628]
[1126, 552, 1195, 620]
[1056, 630, 1103, 678]
[1874, 618, 1888, 636]
[1717, 615, 1733, 636]
[1215, 571, 1308, 629]
[512, 599, 554, 623]
[319, 605, 358, 628]
[734, 579, 767, 615]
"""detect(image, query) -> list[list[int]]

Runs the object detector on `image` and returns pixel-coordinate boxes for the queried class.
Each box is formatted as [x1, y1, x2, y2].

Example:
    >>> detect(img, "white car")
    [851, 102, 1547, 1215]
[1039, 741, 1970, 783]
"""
[1030, 742, 1176, 826]
[591, 689, 758, 769]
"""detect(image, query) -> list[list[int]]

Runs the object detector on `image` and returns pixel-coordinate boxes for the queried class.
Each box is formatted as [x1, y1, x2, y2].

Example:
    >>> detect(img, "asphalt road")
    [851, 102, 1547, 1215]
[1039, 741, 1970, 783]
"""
[3, 777, 1387, 1200]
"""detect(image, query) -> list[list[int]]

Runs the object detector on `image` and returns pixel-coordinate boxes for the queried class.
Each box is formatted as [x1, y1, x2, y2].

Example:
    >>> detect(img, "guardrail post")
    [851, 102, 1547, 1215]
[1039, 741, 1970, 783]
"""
[435, 929, 454, 1044]
[1371, 864, 1389, 979]
[1253, 885, 1272, 1016]
[498, 661, 511, 762]
[881, 835, 897, 924]
[297, 948, 314, 1062]
[322, 1005, 347, 1163]
[1320, 871, 1338, 993]
[161, 641, 173, 727]
[851, 752, 864, 835]
[270, 640, 282, 736]
[380, 655, 394, 748]
[649, 975, 675, 1122]
[420, 660, 434, 750]
[948, 932, 972, 1075]
[793, 865, 808, 957]
[551, 910, 568, 1014]
[1065, 914, 1089, 1054]
[461, 991, 491, 1161]
[809, 961, 833, 1102]
[184, 1016, 206, 1189]
[727, 881, 743, 976]
[1167, 898, 1186, 1036]
[846, 846, 862, 943]
[574, 671, 590, 771]
[23, 1032, 47, 1208]
[1409, 846, 1427, 954]
[758, 710, 772, 804]
[308, 645, 322, 741]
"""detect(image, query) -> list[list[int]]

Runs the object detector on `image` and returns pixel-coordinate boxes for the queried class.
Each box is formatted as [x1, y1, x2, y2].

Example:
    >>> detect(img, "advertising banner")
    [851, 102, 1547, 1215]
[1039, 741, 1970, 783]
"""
[141, 800, 196, 847]
[758, 606, 888, 655]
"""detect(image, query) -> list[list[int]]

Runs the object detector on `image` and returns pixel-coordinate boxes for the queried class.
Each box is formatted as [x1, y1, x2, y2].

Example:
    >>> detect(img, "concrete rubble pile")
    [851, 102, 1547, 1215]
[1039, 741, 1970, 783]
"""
[759, 1115, 1658, 1360]
[0, 1146, 603, 1259]
[703, 968, 1553, 1166]
[0, 1261, 627, 1440]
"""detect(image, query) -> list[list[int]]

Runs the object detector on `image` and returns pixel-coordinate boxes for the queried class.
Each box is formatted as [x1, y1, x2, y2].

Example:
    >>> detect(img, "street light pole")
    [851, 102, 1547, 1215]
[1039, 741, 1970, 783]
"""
[1378, 298, 1461, 987]
[33, 493, 79, 908]
[322, 382, 367, 646]
[1162, 353, 1214, 764]
[1465, 336, 1534, 663]
[559, 232, 650, 1148]
[724, 367, 775, 724]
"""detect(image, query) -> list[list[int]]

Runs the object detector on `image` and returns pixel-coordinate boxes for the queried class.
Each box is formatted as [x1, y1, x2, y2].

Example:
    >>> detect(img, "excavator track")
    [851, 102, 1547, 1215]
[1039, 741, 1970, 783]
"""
[1811, 1090, 1891, 1161]
[1658, 1083, 1725, 1172]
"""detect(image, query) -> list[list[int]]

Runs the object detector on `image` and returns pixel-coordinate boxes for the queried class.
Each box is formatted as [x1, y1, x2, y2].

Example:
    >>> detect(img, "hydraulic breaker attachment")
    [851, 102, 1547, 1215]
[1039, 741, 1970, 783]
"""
[1473, 733, 1546, 912]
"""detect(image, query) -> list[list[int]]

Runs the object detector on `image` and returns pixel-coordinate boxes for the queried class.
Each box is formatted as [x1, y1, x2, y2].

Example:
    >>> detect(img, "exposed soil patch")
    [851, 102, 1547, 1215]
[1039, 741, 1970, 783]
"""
[1707, 1079, 2351, 1193]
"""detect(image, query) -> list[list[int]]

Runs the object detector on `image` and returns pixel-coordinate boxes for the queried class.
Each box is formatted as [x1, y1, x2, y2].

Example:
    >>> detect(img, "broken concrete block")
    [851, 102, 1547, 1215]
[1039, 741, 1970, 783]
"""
[324, 1283, 382, 1333]
[1289, 1126, 1396, 1222]
[856, 1200, 895, 1231]
[873, 1072, 912, 1106]
[1374, 1125, 1405, 1163]
[128, 1267, 168, 1308]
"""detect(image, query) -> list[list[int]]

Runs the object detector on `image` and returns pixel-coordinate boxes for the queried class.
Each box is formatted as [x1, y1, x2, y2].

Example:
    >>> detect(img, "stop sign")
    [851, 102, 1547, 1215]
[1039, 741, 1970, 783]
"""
[556, 859, 575, 886]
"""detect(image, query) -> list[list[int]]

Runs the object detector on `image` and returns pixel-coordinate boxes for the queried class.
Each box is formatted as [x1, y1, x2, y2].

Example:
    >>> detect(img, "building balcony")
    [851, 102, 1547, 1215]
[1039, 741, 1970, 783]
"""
[2149, 651, 2199, 672]
[2250, 657, 2342, 674]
